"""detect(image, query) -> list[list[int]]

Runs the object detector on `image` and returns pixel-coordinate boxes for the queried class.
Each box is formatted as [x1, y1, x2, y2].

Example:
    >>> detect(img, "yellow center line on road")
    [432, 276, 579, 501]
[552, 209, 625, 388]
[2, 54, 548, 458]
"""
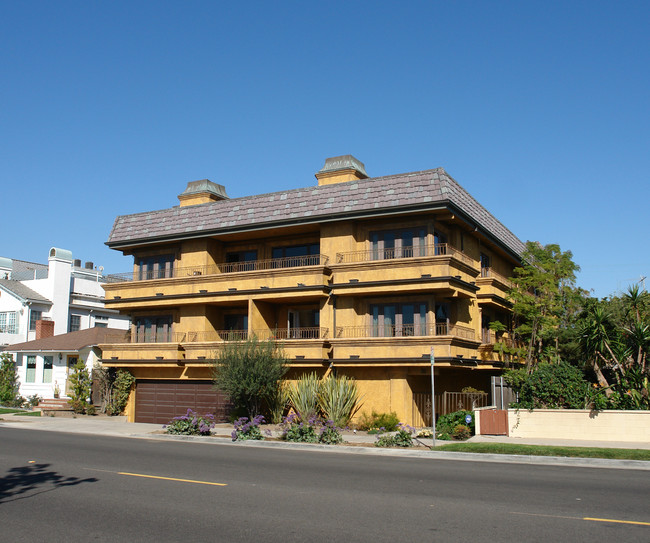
[510, 511, 649, 527]
[583, 517, 650, 526]
[117, 472, 227, 486]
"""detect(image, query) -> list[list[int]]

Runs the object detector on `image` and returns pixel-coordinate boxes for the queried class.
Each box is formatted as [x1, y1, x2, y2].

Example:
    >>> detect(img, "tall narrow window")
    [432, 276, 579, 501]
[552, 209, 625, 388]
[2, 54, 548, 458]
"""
[43, 356, 53, 383]
[435, 303, 450, 335]
[69, 315, 81, 332]
[26, 356, 36, 383]
[434, 231, 448, 255]
[30, 310, 42, 331]
[480, 253, 491, 278]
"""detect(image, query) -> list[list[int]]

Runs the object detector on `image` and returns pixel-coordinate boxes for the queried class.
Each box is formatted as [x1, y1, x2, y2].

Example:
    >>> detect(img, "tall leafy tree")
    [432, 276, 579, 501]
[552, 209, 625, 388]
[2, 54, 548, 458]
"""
[509, 241, 581, 369]
[211, 336, 288, 418]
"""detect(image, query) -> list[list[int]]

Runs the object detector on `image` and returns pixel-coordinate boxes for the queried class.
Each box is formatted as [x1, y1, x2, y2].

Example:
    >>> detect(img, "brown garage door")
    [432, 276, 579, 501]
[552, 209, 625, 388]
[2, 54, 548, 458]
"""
[135, 380, 232, 424]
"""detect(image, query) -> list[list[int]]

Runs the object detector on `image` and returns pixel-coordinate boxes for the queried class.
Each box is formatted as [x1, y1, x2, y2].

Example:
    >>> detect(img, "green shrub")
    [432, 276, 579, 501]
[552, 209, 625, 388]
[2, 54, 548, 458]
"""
[212, 336, 288, 419]
[0, 353, 20, 406]
[357, 410, 399, 432]
[452, 424, 471, 440]
[318, 374, 362, 427]
[375, 424, 414, 448]
[67, 359, 92, 414]
[504, 362, 589, 409]
[165, 409, 215, 436]
[437, 410, 475, 439]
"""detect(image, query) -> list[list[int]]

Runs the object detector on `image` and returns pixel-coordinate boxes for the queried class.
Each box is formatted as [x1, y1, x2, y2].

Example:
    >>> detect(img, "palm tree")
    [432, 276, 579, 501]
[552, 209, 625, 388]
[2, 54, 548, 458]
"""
[579, 306, 616, 395]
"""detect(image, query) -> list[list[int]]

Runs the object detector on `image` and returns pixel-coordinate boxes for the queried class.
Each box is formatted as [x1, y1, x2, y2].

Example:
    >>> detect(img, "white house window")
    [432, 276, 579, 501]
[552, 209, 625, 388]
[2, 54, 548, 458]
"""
[43, 356, 53, 383]
[26, 356, 36, 383]
[69, 315, 81, 332]
[0, 312, 19, 334]
[29, 310, 42, 331]
[94, 315, 109, 328]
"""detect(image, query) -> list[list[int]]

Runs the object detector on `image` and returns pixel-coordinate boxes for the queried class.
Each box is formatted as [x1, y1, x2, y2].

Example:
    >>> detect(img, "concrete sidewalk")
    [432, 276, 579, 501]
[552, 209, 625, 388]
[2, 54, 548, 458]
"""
[3, 412, 650, 471]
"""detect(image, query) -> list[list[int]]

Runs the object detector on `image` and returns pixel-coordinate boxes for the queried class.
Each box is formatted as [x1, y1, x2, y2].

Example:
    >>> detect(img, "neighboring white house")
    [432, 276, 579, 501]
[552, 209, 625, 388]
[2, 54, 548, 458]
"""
[0, 247, 129, 347]
[4, 327, 128, 400]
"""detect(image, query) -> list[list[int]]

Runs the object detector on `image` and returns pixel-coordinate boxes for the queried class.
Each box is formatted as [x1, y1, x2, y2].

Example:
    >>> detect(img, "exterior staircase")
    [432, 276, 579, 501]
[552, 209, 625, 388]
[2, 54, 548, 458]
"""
[38, 398, 72, 413]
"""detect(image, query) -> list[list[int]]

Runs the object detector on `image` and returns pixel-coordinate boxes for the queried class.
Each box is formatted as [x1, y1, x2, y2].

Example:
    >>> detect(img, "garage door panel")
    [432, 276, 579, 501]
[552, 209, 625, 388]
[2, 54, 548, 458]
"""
[135, 380, 232, 424]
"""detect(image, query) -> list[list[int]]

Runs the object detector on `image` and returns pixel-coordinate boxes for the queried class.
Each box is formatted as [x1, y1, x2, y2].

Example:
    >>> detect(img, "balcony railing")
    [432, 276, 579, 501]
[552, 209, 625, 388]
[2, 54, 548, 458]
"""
[124, 328, 330, 343]
[479, 267, 513, 286]
[335, 243, 475, 266]
[104, 254, 329, 283]
[335, 323, 475, 340]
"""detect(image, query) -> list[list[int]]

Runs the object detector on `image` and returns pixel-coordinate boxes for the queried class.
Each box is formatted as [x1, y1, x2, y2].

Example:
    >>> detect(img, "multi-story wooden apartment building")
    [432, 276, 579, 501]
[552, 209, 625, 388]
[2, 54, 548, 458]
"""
[101, 156, 524, 424]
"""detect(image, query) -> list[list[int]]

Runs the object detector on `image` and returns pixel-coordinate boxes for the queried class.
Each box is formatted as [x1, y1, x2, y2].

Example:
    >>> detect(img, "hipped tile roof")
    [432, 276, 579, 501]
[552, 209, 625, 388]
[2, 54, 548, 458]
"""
[107, 168, 526, 257]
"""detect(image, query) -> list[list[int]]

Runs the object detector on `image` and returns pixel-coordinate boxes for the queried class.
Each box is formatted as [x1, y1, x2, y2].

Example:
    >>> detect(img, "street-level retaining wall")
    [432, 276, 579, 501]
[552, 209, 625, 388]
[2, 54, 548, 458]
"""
[507, 409, 650, 442]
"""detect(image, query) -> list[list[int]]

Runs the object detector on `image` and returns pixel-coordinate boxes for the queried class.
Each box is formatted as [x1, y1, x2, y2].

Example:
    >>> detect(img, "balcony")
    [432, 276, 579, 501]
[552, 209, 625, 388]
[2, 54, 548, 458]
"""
[331, 244, 479, 294]
[121, 327, 329, 343]
[336, 243, 474, 266]
[335, 323, 475, 340]
[104, 254, 329, 283]
[476, 267, 513, 307]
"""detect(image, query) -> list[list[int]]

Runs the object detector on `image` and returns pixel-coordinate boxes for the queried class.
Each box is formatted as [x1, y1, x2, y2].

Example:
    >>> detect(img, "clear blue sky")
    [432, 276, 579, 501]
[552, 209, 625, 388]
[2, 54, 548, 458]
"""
[1, 1, 648, 298]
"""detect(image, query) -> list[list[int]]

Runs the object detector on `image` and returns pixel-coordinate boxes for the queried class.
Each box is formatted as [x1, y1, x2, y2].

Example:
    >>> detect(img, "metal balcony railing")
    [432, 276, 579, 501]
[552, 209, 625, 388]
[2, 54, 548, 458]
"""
[335, 243, 475, 266]
[334, 323, 475, 340]
[124, 327, 330, 344]
[104, 254, 329, 283]
[479, 267, 513, 286]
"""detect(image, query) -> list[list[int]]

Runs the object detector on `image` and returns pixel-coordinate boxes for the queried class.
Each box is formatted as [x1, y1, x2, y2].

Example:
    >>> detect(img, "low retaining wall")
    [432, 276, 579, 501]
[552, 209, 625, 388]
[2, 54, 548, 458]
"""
[507, 409, 650, 442]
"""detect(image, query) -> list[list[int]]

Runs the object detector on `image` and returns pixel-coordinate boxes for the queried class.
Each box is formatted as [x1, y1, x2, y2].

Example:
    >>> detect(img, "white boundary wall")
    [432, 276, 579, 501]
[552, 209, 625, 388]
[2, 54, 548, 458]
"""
[507, 409, 650, 442]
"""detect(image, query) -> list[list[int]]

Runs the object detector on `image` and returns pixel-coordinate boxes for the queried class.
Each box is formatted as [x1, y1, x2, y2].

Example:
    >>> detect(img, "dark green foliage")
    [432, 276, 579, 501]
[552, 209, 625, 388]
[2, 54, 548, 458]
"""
[375, 425, 414, 447]
[436, 410, 475, 440]
[111, 370, 135, 415]
[504, 362, 589, 409]
[67, 359, 92, 414]
[0, 353, 20, 406]
[212, 336, 288, 419]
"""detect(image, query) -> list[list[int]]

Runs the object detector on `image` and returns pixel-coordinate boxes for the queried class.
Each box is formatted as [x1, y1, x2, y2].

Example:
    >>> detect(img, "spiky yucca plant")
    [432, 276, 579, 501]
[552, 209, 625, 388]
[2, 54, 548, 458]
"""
[318, 375, 362, 427]
[289, 373, 321, 422]
[267, 381, 290, 424]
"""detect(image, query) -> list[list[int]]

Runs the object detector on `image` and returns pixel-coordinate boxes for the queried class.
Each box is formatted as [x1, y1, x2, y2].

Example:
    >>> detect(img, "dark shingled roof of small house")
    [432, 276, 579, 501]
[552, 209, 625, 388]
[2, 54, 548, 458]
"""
[4, 327, 129, 353]
[107, 168, 526, 258]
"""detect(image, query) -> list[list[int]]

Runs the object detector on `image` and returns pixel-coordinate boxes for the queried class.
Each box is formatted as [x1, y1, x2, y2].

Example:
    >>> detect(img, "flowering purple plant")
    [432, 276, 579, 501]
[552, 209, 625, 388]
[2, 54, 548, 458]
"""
[232, 415, 265, 441]
[164, 409, 215, 436]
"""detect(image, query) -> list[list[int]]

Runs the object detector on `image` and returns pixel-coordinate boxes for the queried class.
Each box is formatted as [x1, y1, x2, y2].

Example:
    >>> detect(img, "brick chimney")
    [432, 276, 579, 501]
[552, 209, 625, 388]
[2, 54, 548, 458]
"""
[315, 155, 368, 186]
[36, 319, 54, 339]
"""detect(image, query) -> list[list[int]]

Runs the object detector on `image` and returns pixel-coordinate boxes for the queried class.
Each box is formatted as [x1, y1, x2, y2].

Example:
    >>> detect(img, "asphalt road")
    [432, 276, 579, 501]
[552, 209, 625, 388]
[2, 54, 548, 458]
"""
[1, 427, 648, 542]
